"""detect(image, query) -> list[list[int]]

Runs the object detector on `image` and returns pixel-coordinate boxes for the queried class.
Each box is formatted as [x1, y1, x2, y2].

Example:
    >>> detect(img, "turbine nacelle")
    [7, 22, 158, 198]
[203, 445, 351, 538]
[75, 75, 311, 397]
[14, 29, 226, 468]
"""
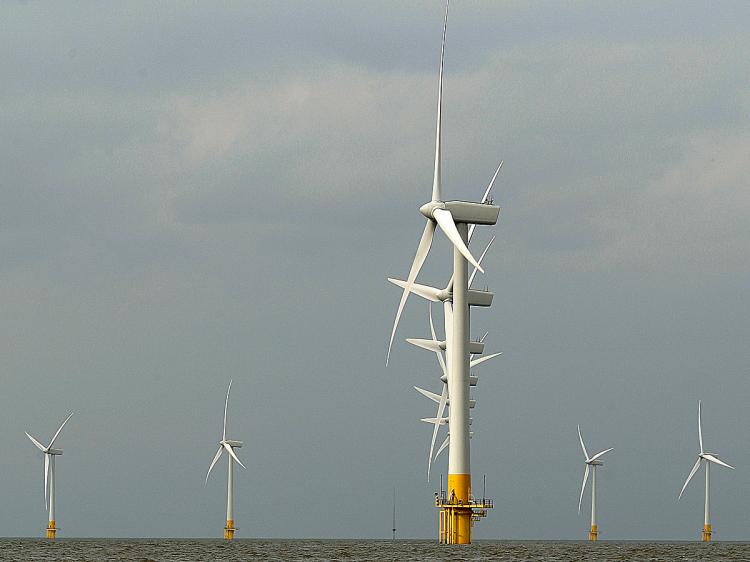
[388, 278, 494, 307]
[221, 440, 243, 448]
[419, 200, 500, 226]
[46, 449, 64, 456]
[441, 374, 478, 386]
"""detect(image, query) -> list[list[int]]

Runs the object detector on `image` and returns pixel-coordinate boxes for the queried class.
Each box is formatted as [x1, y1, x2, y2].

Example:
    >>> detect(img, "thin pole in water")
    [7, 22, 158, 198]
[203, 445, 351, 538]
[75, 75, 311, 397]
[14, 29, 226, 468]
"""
[392, 487, 396, 540]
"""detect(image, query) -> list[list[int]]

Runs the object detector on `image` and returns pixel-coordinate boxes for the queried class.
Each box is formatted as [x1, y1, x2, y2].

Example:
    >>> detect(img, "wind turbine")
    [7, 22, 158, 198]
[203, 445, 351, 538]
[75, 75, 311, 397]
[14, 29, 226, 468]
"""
[576, 425, 613, 541]
[205, 380, 247, 540]
[25, 412, 74, 539]
[678, 401, 735, 542]
[386, 1, 500, 543]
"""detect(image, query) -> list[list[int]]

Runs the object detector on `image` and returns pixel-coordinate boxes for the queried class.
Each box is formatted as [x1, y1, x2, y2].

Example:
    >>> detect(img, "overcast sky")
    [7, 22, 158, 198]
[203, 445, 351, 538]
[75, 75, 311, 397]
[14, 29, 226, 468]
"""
[1, 0, 749, 540]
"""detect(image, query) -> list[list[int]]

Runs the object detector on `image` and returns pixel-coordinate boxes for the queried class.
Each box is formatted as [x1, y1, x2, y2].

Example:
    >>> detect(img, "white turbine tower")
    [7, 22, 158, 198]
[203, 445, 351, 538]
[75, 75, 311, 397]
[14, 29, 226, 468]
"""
[678, 401, 735, 542]
[386, 1, 500, 544]
[205, 380, 247, 540]
[25, 412, 74, 539]
[411, 304, 500, 481]
[576, 425, 613, 541]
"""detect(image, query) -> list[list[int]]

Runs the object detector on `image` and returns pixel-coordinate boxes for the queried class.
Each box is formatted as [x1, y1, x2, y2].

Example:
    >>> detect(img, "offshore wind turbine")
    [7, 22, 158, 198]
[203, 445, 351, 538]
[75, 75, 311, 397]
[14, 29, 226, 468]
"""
[386, 1, 500, 544]
[576, 425, 613, 541]
[25, 412, 74, 539]
[678, 401, 735, 542]
[205, 380, 247, 540]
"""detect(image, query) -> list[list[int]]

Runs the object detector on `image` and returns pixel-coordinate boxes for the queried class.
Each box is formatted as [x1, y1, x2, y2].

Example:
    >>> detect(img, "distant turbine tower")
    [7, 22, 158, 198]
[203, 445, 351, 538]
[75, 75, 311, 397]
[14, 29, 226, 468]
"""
[678, 401, 735, 542]
[205, 380, 247, 540]
[576, 425, 613, 541]
[25, 412, 74, 539]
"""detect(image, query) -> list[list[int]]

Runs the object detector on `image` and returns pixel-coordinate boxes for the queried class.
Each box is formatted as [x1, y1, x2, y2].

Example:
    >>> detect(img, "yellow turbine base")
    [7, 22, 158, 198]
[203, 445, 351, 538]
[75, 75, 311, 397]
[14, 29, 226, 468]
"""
[441, 474, 472, 544]
[46, 520, 56, 539]
[589, 524, 598, 541]
[224, 519, 235, 540]
[702, 524, 711, 542]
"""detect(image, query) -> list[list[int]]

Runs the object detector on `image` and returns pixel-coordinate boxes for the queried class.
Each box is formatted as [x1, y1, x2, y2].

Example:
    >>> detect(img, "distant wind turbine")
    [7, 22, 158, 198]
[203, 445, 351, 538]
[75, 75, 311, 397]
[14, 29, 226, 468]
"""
[577, 425, 613, 541]
[26, 412, 74, 539]
[678, 401, 735, 542]
[205, 380, 247, 540]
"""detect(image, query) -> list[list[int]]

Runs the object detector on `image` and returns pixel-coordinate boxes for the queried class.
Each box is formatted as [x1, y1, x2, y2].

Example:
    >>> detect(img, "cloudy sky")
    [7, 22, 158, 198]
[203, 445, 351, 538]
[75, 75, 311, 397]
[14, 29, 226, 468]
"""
[1, 0, 749, 540]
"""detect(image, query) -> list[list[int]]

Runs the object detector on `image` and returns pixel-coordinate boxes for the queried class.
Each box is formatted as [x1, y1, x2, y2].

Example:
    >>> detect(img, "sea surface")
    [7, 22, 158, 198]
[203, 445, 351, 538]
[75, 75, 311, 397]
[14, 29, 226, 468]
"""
[0, 539, 749, 561]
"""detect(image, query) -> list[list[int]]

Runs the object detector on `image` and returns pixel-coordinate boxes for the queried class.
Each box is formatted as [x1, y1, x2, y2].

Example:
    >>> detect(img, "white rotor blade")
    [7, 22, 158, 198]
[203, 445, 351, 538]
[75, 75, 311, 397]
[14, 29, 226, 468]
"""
[406, 338, 442, 354]
[578, 464, 590, 513]
[48, 412, 74, 449]
[468, 236, 495, 287]
[44, 453, 49, 509]
[435, 433, 450, 460]
[577, 425, 589, 461]
[223, 442, 247, 470]
[679, 458, 702, 499]
[26, 432, 46, 452]
[431, 0, 448, 203]
[468, 160, 503, 242]
[703, 454, 735, 470]
[205, 446, 223, 484]
[387, 220, 436, 365]
[387, 278, 440, 302]
[428, 385, 448, 482]
[433, 209, 483, 272]
[414, 386, 441, 404]
[697, 400, 703, 455]
[428, 303, 447, 377]
[469, 352, 502, 369]
[223, 380, 232, 441]
[588, 448, 614, 463]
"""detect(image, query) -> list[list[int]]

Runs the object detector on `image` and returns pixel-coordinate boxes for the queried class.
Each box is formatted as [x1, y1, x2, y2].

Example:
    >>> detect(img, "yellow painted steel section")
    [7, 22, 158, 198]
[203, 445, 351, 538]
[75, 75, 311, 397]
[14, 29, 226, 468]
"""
[702, 524, 711, 542]
[224, 519, 235, 540]
[446, 474, 471, 544]
[589, 524, 598, 541]
[46, 520, 56, 539]
[448, 474, 471, 502]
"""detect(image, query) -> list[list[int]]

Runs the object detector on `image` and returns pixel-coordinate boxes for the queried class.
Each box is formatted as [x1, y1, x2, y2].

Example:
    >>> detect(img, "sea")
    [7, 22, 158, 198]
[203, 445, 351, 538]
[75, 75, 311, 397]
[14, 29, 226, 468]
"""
[0, 539, 748, 561]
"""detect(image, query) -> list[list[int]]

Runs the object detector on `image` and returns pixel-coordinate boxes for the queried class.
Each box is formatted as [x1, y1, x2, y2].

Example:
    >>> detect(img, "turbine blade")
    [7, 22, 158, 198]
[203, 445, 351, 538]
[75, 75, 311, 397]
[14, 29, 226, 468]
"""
[428, 385, 449, 482]
[26, 432, 46, 452]
[703, 454, 735, 470]
[577, 425, 589, 461]
[406, 338, 442, 354]
[224, 443, 247, 470]
[414, 386, 441, 404]
[433, 209, 483, 272]
[428, 303, 447, 377]
[435, 433, 450, 460]
[468, 160, 503, 242]
[223, 380, 232, 441]
[588, 448, 614, 463]
[443, 302, 453, 361]
[698, 400, 703, 455]
[387, 278, 440, 302]
[48, 412, 74, 449]
[469, 352, 502, 369]
[387, 220, 436, 365]
[44, 453, 49, 509]
[431, 0, 449, 202]
[420, 417, 448, 425]
[679, 458, 702, 499]
[578, 464, 590, 514]
[205, 446, 223, 484]
[468, 236, 495, 287]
